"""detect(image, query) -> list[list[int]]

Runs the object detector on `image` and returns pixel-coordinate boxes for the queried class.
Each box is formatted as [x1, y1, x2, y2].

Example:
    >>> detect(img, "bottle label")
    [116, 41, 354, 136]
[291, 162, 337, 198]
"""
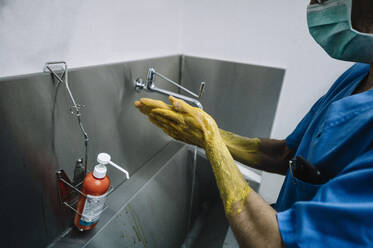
[80, 193, 107, 226]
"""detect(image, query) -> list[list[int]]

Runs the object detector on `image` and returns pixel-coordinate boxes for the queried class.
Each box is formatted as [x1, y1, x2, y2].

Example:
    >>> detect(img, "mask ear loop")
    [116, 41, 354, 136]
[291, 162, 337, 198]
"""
[316, 0, 325, 3]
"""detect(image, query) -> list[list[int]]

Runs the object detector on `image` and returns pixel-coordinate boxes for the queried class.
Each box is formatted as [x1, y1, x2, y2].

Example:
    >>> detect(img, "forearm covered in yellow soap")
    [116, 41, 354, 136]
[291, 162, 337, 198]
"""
[204, 129, 252, 216]
[219, 129, 292, 175]
[205, 130, 284, 247]
[219, 129, 261, 166]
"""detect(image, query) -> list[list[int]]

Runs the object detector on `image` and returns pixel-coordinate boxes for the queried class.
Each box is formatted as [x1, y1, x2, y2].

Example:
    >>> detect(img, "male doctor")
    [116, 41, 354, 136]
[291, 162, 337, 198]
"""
[135, 0, 373, 246]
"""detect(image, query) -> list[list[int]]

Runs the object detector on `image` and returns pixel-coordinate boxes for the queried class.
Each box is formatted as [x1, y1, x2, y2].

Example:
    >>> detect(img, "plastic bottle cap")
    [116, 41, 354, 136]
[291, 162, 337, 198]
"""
[93, 164, 107, 179]
[97, 153, 111, 165]
[96, 152, 130, 180]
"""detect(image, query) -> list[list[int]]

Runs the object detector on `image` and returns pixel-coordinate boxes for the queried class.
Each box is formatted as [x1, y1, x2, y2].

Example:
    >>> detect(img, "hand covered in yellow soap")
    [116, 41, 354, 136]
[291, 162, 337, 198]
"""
[134, 96, 219, 148]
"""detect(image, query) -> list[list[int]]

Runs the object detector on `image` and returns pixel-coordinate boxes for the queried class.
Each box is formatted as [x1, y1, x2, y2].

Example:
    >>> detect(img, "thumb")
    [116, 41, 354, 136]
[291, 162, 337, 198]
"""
[169, 96, 191, 113]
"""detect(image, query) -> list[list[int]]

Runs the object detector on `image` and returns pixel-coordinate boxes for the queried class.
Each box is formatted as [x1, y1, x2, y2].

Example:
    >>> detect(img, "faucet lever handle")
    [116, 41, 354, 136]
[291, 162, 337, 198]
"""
[198, 82, 205, 98]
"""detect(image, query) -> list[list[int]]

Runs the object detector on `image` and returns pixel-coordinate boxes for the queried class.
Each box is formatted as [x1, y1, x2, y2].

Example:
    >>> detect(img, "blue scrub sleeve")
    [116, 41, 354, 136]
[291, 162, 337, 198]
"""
[277, 149, 373, 247]
[286, 95, 325, 151]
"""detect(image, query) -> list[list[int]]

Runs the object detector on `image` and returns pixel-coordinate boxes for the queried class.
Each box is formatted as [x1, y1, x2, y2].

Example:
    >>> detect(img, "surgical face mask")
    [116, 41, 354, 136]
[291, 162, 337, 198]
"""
[307, 0, 373, 63]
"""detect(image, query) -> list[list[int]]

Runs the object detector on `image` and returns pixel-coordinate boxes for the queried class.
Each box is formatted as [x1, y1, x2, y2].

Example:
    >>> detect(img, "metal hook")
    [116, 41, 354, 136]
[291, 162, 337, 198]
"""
[44, 61, 89, 176]
[70, 104, 86, 117]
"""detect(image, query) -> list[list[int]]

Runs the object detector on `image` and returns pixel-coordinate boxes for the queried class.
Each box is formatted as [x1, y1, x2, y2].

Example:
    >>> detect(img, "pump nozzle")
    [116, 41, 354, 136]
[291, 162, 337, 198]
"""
[97, 153, 130, 179]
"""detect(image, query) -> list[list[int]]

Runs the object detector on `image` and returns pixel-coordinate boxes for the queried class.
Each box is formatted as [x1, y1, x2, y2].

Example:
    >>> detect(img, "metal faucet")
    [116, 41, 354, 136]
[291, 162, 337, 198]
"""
[135, 68, 205, 109]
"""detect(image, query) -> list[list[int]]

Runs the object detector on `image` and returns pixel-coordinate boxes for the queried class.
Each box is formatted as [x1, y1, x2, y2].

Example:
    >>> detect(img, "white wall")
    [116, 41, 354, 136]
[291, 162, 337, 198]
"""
[0, 0, 183, 77]
[180, 0, 352, 202]
[0, 0, 353, 202]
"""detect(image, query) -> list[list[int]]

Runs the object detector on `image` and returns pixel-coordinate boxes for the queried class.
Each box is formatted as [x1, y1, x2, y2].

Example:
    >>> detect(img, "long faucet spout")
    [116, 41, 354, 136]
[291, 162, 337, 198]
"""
[135, 68, 205, 109]
[149, 84, 203, 109]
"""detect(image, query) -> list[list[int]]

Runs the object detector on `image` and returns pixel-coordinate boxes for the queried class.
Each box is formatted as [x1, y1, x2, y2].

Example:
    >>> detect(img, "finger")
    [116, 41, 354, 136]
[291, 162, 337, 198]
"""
[134, 100, 144, 110]
[149, 113, 171, 127]
[134, 100, 149, 115]
[149, 116, 182, 140]
[134, 100, 156, 115]
[150, 115, 195, 144]
[151, 108, 182, 124]
[149, 115, 197, 145]
[134, 98, 172, 115]
[149, 114, 180, 130]
[161, 127, 182, 141]
[161, 126, 190, 144]
[184, 115, 202, 129]
[148, 115, 162, 126]
[140, 98, 172, 110]
[169, 96, 191, 113]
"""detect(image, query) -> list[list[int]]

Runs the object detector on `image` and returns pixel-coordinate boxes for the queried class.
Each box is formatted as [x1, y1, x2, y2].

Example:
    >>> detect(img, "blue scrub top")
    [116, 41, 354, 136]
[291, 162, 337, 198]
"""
[275, 63, 373, 247]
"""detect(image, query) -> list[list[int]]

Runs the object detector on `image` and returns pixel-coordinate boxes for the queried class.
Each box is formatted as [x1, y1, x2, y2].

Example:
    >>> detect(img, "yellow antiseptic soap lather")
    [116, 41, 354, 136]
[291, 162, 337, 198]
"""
[219, 130, 261, 167]
[204, 128, 253, 216]
[135, 96, 254, 216]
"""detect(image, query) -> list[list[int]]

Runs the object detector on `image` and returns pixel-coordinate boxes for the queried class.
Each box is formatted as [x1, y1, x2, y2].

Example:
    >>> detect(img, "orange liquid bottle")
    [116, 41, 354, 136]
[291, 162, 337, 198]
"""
[74, 163, 110, 231]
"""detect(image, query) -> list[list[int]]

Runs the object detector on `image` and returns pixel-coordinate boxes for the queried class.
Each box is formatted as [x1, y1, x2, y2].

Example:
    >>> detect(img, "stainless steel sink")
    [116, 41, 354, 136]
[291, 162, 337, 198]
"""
[50, 141, 257, 248]
[49, 142, 187, 247]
